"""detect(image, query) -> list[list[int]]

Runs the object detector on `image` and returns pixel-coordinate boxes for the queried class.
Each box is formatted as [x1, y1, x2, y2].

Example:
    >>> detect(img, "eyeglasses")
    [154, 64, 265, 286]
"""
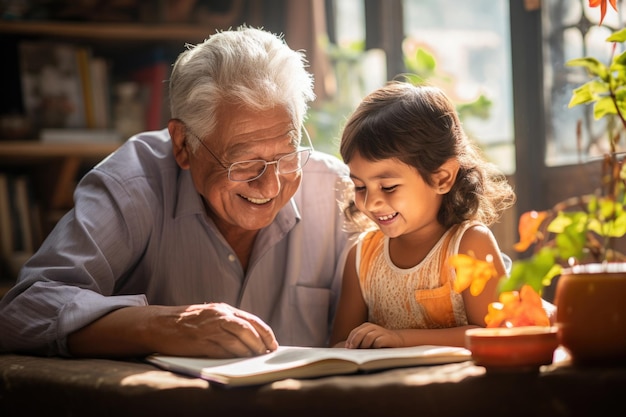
[185, 124, 314, 183]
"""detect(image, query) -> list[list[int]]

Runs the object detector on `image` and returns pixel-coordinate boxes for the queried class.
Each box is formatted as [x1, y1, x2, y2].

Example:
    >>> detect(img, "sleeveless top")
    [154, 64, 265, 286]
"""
[355, 220, 480, 329]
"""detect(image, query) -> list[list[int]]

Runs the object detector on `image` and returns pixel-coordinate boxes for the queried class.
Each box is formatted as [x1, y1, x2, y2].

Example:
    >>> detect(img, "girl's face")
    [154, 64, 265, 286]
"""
[348, 152, 443, 239]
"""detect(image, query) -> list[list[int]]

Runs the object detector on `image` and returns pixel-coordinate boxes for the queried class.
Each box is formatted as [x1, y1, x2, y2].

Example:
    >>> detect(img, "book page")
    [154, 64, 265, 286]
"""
[147, 344, 471, 386]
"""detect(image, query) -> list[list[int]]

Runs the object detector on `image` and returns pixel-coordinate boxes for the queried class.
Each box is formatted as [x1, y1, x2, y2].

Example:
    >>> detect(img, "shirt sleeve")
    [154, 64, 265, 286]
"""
[0, 141, 157, 356]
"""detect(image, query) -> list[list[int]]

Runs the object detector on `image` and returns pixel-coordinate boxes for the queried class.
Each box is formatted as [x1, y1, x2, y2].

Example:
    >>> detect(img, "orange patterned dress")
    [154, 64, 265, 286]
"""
[356, 221, 480, 329]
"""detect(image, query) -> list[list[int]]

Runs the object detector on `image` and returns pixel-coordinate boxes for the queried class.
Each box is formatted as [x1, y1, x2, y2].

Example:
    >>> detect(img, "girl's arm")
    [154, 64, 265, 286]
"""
[329, 245, 368, 347]
[457, 224, 505, 327]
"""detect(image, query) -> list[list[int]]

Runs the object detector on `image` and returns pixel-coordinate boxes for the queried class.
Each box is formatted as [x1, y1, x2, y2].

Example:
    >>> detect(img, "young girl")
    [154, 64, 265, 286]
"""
[330, 82, 516, 349]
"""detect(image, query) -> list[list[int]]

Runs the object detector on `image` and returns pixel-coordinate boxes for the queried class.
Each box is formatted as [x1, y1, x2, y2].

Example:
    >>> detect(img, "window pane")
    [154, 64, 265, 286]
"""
[326, 0, 513, 174]
[543, 0, 626, 166]
[402, 0, 514, 174]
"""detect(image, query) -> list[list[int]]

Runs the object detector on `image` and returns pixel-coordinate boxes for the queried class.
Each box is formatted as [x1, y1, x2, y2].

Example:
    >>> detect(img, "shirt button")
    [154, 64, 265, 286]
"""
[228, 254, 236, 262]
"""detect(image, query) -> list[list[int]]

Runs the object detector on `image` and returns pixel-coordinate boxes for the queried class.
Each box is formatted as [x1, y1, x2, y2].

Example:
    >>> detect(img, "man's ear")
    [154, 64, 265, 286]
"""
[169, 119, 191, 169]
[433, 158, 460, 194]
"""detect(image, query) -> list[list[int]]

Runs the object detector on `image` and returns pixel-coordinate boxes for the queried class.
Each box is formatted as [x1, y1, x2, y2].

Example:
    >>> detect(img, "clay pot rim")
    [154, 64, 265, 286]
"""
[465, 326, 557, 338]
[563, 262, 626, 275]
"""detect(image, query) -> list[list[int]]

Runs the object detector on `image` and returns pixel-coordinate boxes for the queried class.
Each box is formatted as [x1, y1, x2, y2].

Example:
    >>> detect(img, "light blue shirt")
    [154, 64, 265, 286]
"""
[0, 129, 354, 356]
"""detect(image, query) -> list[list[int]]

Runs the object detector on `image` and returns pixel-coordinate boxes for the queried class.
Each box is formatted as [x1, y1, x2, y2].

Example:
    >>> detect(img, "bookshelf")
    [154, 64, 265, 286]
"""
[0, 16, 225, 283]
[0, 141, 119, 208]
[0, 20, 212, 42]
[0, 141, 120, 282]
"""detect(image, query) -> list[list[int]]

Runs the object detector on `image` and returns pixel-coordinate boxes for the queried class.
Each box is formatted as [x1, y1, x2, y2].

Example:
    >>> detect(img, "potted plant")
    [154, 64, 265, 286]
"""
[452, 0, 626, 367]
[545, 0, 626, 366]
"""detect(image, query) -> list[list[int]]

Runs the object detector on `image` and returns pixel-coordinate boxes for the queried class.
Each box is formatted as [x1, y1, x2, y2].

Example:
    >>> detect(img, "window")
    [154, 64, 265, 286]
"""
[328, 0, 514, 174]
[543, 0, 626, 166]
[402, 0, 514, 174]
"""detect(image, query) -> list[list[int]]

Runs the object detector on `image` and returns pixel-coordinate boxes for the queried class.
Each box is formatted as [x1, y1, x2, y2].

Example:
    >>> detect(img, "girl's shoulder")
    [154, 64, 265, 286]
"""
[448, 220, 493, 251]
[457, 221, 493, 241]
[455, 220, 502, 259]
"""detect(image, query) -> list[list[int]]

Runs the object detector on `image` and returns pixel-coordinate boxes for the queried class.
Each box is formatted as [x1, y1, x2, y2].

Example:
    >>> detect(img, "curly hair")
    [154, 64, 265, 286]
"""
[339, 81, 515, 231]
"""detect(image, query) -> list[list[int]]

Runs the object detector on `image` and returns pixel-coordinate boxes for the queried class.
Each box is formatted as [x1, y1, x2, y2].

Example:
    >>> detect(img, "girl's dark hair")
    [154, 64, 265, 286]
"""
[340, 81, 515, 230]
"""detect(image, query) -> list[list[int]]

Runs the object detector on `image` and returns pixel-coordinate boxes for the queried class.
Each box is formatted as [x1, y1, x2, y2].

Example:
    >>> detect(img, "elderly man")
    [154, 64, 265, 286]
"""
[0, 26, 354, 358]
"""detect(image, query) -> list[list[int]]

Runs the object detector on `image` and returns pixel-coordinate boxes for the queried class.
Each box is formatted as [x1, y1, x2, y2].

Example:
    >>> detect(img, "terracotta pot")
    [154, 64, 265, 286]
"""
[465, 326, 558, 372]
[554, 263, 626, 365]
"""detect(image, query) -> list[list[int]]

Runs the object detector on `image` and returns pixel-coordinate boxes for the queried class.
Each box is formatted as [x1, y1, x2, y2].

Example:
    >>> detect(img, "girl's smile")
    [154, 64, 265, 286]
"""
[348, 152, 442, 240]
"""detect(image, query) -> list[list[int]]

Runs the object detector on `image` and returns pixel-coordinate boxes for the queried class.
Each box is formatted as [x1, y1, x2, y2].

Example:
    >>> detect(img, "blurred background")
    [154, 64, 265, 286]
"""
[0, 0, 622, 282]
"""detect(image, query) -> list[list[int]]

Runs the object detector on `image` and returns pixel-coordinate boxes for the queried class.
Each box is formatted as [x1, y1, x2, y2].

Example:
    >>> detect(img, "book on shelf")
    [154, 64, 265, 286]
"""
[146, 344, 472, 387]
[0, 174, 13, 261]
[131, 60, 169, 131]
[0, 174, 37, 279]
[19, 41, 87, 132]
[19, 40, 113, 136]
[89, 57, 112, 129]
[76, 46, 95, 129]
[13, 176, 33, 254]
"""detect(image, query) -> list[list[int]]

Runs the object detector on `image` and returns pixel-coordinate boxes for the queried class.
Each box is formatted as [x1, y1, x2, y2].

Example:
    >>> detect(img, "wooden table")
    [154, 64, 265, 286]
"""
[1, 350, 624, 417]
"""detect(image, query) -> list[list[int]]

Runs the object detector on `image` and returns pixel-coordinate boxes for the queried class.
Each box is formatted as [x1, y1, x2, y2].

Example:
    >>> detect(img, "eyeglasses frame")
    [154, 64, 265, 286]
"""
[182, 121, 314, 183]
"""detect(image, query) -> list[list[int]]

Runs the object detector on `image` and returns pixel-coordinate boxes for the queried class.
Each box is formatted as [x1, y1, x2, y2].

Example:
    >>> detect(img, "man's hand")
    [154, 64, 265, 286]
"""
[68, 303, 278, 358]
[160, 302, 279, 357]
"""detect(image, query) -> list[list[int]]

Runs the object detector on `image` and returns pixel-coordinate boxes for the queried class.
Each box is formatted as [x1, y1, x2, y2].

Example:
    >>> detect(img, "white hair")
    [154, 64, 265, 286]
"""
[169, 25, 315, 149]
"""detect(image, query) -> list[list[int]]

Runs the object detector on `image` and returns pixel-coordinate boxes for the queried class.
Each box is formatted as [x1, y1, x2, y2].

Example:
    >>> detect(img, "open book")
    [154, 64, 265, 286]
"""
[146, 345, 471, 387]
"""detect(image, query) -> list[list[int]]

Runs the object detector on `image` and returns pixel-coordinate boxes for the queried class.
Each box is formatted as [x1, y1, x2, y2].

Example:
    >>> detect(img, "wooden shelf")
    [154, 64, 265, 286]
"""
[0, 140, 121, 211]
[0, 20, 212, 42]
[0, 141, 120, 161]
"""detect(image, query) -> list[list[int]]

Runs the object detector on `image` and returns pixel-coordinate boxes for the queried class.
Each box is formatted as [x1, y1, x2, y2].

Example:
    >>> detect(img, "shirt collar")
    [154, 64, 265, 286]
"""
[174, 169, 205, 218]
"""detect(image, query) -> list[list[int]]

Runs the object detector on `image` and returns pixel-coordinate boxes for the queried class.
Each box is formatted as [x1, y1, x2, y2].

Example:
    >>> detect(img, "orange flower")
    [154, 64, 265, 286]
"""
[484, 285, 550, 328]
[448, 252, 498, 296]
[589, 0, 618, 25]
[513, 210, 548, 252]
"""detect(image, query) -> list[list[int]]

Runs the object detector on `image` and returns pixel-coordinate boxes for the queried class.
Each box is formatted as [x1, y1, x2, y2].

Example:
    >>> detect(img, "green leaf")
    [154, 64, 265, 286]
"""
[602, 212, 626, 237]
[566, 57, 609, 80]
[598, 198, 618, 220]
[594, 96, 618, 119]
[498, 247, 556, 294]
[586, 199, 626, 238]
[405, 48, 437, 78]
[607, 28, 626, 42]
[611, 212, 626, 237]
[612, 50, 626, 68]
[542, 264, 563, 288]
[415, 48, 436, 73]
[587, 194, 599, 213]
[547, 211, 582, 233]
[456, 94, 492, 120]
[587, 217, 603, 235]
[548, 212, 588, 260]
[568, 80, 609, 108]
[568, 84, 594, 107]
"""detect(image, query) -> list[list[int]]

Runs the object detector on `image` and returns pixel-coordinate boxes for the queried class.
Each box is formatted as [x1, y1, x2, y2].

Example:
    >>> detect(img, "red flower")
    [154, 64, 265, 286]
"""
[484, 285, 550, 328]
[513, 210, 548, 252]
[589, 0, 618, 25]
[448, 252, 499, 296]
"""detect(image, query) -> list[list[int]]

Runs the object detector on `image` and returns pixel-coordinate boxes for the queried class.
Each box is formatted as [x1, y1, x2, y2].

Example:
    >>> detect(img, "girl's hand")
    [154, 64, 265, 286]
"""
[344, 322, 404, 348]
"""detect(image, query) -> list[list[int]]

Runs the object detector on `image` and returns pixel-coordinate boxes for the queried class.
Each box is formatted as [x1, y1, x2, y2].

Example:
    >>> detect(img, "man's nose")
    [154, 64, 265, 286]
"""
[254, 162, 281, 194]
